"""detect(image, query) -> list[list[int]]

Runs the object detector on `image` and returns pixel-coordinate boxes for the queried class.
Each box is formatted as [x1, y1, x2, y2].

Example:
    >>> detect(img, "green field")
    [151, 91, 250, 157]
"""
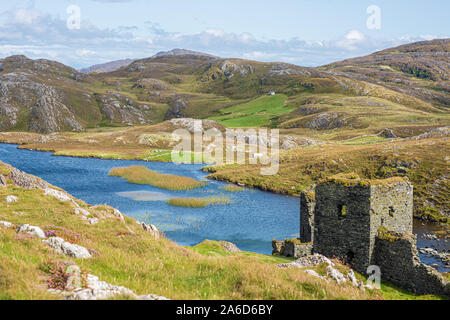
[209, 94, 294, 127]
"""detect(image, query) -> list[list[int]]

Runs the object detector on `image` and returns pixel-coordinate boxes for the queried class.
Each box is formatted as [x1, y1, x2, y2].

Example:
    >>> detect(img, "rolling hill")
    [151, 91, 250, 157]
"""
[0, 40, 448, 135]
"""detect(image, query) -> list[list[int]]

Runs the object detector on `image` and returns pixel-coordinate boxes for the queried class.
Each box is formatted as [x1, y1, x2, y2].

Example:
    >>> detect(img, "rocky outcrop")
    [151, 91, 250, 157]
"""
[219, 241, 241, 253]
[164, 99, 187, 120]
[97, 92, 152, 125]
[168, 118, 225, 133]
[49, 264, 169, 300]
[5, 195, 18, 203]
[43, 237, 92, 259]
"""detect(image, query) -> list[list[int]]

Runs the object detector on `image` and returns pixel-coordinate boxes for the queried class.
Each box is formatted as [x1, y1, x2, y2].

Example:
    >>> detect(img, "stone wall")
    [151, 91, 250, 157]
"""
[272, 239, 312, 259]
[312, 179, 413, 274]
[368, 181, 414, 269]
[300, 185, 316, 243]
[312, 183, 373, 273]
[374, 231, 449, 296]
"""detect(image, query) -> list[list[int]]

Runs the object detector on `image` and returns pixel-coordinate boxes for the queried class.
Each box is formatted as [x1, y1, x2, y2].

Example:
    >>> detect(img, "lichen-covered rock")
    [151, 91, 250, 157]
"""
[0, 221, 14, 228]
[277, 254, 334, 269]
[219, 241, 240, 253]
[17, 224, 46, 238]
[326, 265, 347, 284]
[5, 195, 18, 203]
[44, 188, 72, 202]
[113, 209, 125, 223]
[141, 222, 160, 239]
[43, 237, 92, 259]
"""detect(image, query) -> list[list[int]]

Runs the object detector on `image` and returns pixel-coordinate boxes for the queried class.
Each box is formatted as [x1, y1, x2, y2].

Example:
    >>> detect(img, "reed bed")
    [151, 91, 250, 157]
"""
[109, 166, 206, 191]
[166, 196, 231, 208]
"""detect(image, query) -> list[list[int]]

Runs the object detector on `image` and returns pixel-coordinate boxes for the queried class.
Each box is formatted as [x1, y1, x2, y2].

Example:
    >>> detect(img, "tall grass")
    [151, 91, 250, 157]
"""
[109, 166, 206, 191]
[166, 196, 231, 208]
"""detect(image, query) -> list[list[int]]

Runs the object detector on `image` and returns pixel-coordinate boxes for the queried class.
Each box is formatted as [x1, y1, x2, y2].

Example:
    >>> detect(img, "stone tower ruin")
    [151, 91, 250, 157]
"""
[311, 174, 413, 272]
[273, 173, 449, 296]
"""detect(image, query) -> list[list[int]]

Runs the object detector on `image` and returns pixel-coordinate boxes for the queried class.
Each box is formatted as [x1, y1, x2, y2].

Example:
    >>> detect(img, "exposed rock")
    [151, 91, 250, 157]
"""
[74, 208, 90, 217]
[0, 221, 14, 228]
[277, 254, 334, 269]
[6, 195, 18, 203]
[51, 273, 169, 300]
[5, 163, 49, 189]
[379, 128, 397, 139]
[219, 241, 241, 253]
[88, 218, 99, 225]
[220, 60, 254, 77]
[169, 118, 225, 133]
[44, 188, 72, 202]
[97, 92, 151, 125]
[141, 222, 160, 239]
[17, 224, 46, 238]
[43, 237, 92, 259]
[326, 265, 347, 284]
[304, 269, 328, 282]
[113, 209, 125, 223]
[165, 99, 187, 120]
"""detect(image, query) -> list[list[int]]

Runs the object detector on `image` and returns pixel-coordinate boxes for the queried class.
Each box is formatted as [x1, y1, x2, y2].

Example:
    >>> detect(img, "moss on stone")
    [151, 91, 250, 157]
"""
[320, 173, 408, 189]
[377, 226, 405, 243]
[285, 238, 302, 245]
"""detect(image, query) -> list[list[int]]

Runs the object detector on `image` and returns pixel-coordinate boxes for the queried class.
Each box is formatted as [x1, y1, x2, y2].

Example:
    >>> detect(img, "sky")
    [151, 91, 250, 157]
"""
[0, 0, 448, 69]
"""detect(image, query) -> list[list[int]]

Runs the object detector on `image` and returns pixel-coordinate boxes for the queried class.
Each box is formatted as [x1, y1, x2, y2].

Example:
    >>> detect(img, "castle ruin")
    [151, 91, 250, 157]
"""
[273, 173, 449, 296]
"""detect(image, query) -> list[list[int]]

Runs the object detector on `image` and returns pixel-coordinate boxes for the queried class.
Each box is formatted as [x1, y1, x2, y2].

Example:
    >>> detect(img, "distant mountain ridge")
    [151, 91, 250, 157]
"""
[0, 40, 448, 134]
[153, 48, 218, 59]
[80, 59, 136, 74]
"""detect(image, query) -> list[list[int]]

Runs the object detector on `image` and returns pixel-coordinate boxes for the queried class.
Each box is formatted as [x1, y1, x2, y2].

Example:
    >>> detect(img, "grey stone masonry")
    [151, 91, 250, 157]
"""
[300, 185, 316, 243]
[374, 231, 449, 296]
[312, 177, 413, 273]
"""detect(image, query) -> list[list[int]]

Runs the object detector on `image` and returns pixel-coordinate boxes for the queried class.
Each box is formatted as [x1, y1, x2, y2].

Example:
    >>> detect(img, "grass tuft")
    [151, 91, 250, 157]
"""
[109, 166, 206, 191]
[166, 196, 231, 208]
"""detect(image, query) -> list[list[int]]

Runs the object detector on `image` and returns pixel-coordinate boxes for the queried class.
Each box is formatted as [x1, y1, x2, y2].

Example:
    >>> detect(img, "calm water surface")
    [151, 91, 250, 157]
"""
[0, 143, 299, 254]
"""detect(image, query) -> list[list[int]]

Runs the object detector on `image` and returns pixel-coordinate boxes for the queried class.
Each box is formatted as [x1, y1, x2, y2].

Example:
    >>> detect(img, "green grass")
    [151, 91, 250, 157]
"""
[166, 196, 231, 208]
[209, 94, 294, 127]
[109, 166, 206, 191]
[341, 136, 387, 145]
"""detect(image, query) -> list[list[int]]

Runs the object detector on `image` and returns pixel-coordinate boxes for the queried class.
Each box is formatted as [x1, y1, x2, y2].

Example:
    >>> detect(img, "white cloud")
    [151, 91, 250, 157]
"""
[0, 8, 447, 69]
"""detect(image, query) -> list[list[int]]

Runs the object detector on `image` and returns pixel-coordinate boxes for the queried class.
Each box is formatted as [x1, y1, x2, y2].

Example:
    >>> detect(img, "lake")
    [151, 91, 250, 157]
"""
[0, 143, 448, 272]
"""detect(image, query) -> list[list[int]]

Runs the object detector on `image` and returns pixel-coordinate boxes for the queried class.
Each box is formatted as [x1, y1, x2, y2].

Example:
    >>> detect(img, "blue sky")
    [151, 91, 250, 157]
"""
[0, 0, 448, 68]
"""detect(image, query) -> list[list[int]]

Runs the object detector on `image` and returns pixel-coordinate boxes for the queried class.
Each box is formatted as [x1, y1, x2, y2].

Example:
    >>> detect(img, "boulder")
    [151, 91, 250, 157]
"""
[44, 188, 72, 202]
[219, 241, 240, 253]
[43, 237, 92, 259]
[53, 273, 169, 300]
[17, 224, 46, 238]
[0, 221, 14, 228]
[5, 195, 18, 203]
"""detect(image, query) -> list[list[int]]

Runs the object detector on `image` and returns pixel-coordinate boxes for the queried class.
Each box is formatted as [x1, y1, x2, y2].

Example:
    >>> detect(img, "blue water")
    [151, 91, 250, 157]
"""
[0, 143, 299, 254]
